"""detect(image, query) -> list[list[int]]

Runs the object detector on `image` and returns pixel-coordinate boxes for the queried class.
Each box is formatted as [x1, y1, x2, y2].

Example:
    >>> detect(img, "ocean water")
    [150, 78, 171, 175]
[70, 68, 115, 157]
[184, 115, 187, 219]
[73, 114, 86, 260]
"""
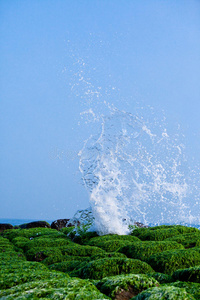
[0, 219, 53, 226]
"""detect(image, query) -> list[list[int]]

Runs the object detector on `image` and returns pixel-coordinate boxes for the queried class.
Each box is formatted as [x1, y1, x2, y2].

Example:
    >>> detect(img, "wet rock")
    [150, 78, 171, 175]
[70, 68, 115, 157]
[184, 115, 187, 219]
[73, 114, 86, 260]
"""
[19, 221, 50, 229]
[51, 219, 80, 230]
[0, 223, 13, 232]
[134, 221, 149, 228]
[51, 219, 70, 230]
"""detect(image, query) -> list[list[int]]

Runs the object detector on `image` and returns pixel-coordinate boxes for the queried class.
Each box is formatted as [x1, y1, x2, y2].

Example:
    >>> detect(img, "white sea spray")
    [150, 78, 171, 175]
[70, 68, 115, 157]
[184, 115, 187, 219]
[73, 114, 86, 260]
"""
[66, 54, 200, 235]
[77, 107, 195, 235]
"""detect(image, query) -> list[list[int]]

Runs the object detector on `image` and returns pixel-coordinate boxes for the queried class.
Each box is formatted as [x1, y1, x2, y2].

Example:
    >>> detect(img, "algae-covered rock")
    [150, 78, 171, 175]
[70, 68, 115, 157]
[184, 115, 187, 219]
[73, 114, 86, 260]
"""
[91, 252, 127, 260]
[59, 244, 106, 257]
[0, 269, 69, 290]
[131, 285, 195, 299]
[149, 225, 199, 234]
[165, 233, 200, 248]
[93, 239, 135, 252]
[26, 246, 63, 262]
[96, 274, 159, 299]
[61, 225, 98, 244]
[164, 281, 200, 298]
[77, 257, 154, 279]
[48, 256, 91, 273]
[147, 249, 200, 275]
[11, 236, 30, 249]
[49, 260, 87, 273]
[0, 251, 26, 263]
[165, 281, 200, 299]
[131, 227, 150, 238]
[88, 234, 140, 246]
[27, 244, 104, 263]
[0, 254, 67, 290]
[118, 241, 184, 261]
[173, 225, 200, 234]
[173, 265, 200, 283]
[23, 237, 72, 251]
[73, 231, 99, 244]
[0, 237, 16, 253]
[0, 277, 110, 299]
[146, 272, 173, 284]
[131, 225, 199, 235]
[60, 226, 76, 237]
[2, 227, 64, 241]
[42, 254, 66, 265]
[132, 228, 181, 241]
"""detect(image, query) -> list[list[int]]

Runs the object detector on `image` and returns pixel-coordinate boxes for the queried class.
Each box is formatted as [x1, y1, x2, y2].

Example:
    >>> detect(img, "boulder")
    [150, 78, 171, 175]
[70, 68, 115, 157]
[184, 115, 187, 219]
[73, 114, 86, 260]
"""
[51, 219, 80, 230]
[0, 223, 13, 232]
[19, 221, 50, 229]
[51, 219, 70, 230]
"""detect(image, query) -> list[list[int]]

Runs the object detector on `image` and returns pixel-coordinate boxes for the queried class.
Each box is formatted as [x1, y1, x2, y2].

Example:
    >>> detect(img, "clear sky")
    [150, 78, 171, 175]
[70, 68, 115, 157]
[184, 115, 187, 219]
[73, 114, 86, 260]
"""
[0, 0, 200, 221]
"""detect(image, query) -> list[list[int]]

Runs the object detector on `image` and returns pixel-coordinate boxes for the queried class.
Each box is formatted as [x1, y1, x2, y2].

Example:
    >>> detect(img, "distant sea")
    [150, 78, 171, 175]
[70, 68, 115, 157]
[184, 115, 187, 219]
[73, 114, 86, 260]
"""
[0, 218, 199, 230]
[0, 219, 54, 226]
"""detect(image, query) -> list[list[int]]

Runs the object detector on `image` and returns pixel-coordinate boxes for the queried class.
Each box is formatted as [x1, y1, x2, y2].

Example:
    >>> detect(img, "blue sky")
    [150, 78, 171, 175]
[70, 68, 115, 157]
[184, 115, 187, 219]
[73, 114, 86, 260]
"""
[0, 0, 200, 221]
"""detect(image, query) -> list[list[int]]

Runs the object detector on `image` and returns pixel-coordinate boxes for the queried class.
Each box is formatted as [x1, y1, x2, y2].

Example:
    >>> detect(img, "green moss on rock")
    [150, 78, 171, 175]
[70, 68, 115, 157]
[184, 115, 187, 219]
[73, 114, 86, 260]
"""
[3, 227, 64, 241]
[0, 237, 16, 253]
[118, 241, 184, 261]
[59, 244, 106, 257]
[133, 228, 181, 241]
[96, 273, 159, 299]
[0, 251, 26, 262]
[150, 225, 199, 234]
[165, 233, 200, 248]
[173, 225, 200, 234]
[41, 253, 66, 265]
[26, 247, 63, 262]
[92, 239, 135, 252]
[0, 257, 65, 289]
[73, 231, 99, 245]
[88, 234, 140, 246]
[131, 285, 195, 299]
[0, 277, 110, 299]
[173, 265, 200, 283]
[165, 281, 200, 299]
[147, 249, 200, 275]
[146, 272, 173, 284]
[11, 236, 30, 249]
[49, 260, 85, 273]
[23, 237, 72, 251]
[91, 252, 127, 260]
[77, 257, 154, 279]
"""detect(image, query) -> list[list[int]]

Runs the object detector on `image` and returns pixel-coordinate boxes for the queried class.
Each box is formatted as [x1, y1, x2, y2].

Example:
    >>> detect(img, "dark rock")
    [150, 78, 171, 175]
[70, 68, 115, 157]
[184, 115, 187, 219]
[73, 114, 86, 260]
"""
[19, 221, 50, 229]
[51, 219, 79, 230]
[0, 223, 13, 232]
[115, 286, 136, 300]
[51, 219, 69, 230]
[134, 221, 149, 228]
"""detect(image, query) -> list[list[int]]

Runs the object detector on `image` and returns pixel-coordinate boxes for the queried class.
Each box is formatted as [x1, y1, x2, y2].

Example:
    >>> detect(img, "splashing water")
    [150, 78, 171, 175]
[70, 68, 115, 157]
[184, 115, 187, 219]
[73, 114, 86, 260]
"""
[78, 106, 199, 235]
[66, 53, 200, 235]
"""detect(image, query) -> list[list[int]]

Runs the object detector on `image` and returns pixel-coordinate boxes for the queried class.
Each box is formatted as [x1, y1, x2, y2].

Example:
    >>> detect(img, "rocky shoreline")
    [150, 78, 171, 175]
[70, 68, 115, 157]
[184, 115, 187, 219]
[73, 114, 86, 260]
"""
[0, 221, 200, 299]
[0, 219, 148, 233]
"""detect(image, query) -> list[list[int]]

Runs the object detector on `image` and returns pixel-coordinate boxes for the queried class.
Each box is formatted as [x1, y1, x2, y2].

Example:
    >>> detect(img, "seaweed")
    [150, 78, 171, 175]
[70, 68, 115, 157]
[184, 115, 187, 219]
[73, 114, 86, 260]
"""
[118, 241, 184, 261]
[131, 285, 195, 299]
[173, 265, 200, 283]
[95, 273, 159, 299]
[77, 257, 154, 279]
[147, 249, 200, 275]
